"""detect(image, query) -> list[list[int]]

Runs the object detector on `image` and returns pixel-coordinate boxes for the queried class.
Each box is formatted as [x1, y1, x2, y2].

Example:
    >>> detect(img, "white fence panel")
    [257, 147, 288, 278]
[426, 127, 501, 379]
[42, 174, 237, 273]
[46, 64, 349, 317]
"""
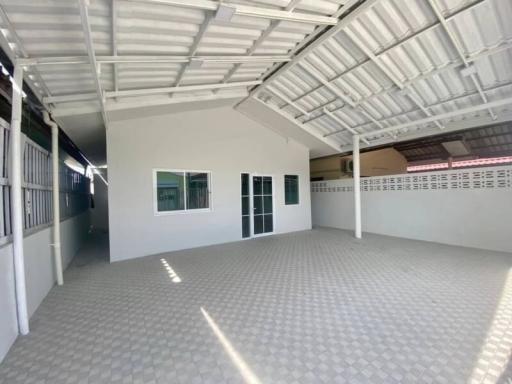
[311, 166, 512, 253]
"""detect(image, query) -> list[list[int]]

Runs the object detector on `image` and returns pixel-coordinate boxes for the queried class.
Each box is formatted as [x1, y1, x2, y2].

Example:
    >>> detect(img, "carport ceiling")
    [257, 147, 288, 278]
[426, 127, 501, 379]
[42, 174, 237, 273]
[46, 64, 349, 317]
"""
[0, 0, 352, 162]
[253, 0, 512, 152]
[0, 0, 511, 163]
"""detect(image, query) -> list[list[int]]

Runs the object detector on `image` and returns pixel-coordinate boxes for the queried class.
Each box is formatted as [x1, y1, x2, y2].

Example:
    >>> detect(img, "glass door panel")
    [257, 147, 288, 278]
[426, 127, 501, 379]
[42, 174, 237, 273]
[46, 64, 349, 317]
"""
[241, 173, 250, 238]
[253, 176, 273, 235]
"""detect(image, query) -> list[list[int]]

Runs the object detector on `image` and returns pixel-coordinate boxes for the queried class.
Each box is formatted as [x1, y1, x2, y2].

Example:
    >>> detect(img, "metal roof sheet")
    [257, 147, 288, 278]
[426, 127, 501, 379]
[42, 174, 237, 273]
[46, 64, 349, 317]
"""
[0, 0, 348, 116]
[255, 0, 512, 152]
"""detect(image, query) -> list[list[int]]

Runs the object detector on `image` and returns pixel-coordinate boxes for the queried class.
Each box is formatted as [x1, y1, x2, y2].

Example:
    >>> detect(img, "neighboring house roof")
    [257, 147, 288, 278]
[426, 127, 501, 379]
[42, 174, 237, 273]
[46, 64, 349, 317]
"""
[394, 121, 512, 163]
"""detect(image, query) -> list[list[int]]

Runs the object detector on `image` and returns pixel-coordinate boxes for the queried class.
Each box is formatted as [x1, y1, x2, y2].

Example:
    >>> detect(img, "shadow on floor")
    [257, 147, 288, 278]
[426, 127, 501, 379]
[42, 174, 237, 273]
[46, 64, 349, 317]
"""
[70, 230, 110, 268]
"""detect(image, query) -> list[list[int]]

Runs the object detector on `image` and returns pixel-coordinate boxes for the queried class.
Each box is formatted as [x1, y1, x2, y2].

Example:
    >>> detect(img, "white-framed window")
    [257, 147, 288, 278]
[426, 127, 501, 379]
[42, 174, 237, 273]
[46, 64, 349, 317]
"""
[153, 169, 211, 214]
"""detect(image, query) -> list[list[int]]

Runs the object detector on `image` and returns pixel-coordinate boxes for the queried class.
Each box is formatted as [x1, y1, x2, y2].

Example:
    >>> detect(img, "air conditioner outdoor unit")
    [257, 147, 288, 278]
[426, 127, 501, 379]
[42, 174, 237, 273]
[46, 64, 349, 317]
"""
[342, 159, 354, 173]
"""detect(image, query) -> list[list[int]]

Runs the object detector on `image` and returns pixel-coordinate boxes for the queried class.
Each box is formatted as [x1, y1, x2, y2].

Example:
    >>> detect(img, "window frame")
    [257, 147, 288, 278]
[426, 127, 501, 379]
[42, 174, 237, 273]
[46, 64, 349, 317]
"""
[153, 168, 212, 216]
[284, 174, 300, 205]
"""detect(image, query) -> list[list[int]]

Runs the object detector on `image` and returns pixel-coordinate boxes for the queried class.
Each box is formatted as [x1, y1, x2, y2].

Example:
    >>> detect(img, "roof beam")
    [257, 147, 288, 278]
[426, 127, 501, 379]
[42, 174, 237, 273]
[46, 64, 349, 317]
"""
[44, 93, 97, 104]
[109, 80, 260, 98]
[266, 85, 310, 116]
[112, 0, 119, 94]
[251, 97, 342, 152]
[322, 108, 370, 145]
[359, 97, 512, 139]
[123, 0, 338, 25]
[51, 90, 250, 117]
[107, 90, 248, 111]
[44, 80, 262, 103]
[285, 0, 303, 11]
[173, 13, 213, 89]
[219, 0, 303, 86]
[78, 0, 109, 127]
[328, 82, 512, 139]
[428, 0, 496, 120]
[218, 21, 278, 86]
[333, 110, 512, 154]
[18, 55, 291, 66]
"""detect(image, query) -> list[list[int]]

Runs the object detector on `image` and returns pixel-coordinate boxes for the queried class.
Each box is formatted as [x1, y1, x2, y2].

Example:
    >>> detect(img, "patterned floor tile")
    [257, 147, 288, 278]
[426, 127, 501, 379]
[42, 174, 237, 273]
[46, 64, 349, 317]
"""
[1, 228, 512, 383]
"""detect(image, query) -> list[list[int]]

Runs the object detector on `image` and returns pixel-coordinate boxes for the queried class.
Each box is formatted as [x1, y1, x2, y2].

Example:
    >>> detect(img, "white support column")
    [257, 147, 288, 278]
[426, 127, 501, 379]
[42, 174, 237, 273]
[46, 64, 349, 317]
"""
[353, 134, 362, 239]
[43, 111, 63, 285]
[10, 64, 29, 335]
[52, 122, 63, 285]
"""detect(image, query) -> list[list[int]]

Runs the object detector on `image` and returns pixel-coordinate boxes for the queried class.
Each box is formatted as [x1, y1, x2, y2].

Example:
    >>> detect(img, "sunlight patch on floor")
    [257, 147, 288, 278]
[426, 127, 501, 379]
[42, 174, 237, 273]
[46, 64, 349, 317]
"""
[160, 258, 182, 283]
[201, 307, 262, 384]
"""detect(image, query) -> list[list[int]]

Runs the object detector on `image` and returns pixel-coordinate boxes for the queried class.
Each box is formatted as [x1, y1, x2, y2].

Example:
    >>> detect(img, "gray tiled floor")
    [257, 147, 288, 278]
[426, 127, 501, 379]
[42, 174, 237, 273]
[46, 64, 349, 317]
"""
[1, 228, 512, 384]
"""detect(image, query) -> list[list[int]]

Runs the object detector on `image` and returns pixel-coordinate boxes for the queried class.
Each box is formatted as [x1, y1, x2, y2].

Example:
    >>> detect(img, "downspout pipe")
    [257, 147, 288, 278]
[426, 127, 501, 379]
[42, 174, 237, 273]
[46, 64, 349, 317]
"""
[11, 65, 29, 335]
[43, 111, 63, 286]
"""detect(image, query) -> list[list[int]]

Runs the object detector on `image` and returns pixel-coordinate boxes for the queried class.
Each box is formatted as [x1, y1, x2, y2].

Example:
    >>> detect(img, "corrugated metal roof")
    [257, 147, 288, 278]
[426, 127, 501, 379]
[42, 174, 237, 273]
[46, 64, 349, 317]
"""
[255, 0, 512, 151]
[0, 0, 348, 116]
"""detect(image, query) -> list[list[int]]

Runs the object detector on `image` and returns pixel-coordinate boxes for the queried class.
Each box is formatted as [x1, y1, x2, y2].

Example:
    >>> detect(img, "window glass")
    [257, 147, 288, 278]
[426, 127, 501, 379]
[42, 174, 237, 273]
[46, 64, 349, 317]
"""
[254, 215, 264, 234]
[263, 195, 273, 214]
[155, 170, 210, 213]
[156, 171, 185, 212]
[186, 172, 209, 210]
[241, 173, 249, 196]
[263, 177, 272, 195]
[242, 196, 250, 216]
[242, 216, 250, 238]
[284, 175, 299, 205]
[254, 196, 263, 215]
[264, 214, 273, 233]
[253, 176, 262, 195]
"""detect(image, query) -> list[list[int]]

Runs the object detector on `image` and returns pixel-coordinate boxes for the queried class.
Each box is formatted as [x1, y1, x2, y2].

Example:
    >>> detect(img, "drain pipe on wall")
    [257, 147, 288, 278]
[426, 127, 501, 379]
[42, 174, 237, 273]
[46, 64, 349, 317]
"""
[43, 111, 63, 286]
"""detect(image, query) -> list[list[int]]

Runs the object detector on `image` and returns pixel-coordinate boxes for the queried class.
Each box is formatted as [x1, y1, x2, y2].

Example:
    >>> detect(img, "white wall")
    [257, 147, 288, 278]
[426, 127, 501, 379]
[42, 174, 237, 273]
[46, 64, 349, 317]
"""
[0, 243, 16, 364]
[236, 97, 337, 159]
[107, 105, 312, 262]
[0, 211, 90, 362]
[312, 166, 512, 253]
